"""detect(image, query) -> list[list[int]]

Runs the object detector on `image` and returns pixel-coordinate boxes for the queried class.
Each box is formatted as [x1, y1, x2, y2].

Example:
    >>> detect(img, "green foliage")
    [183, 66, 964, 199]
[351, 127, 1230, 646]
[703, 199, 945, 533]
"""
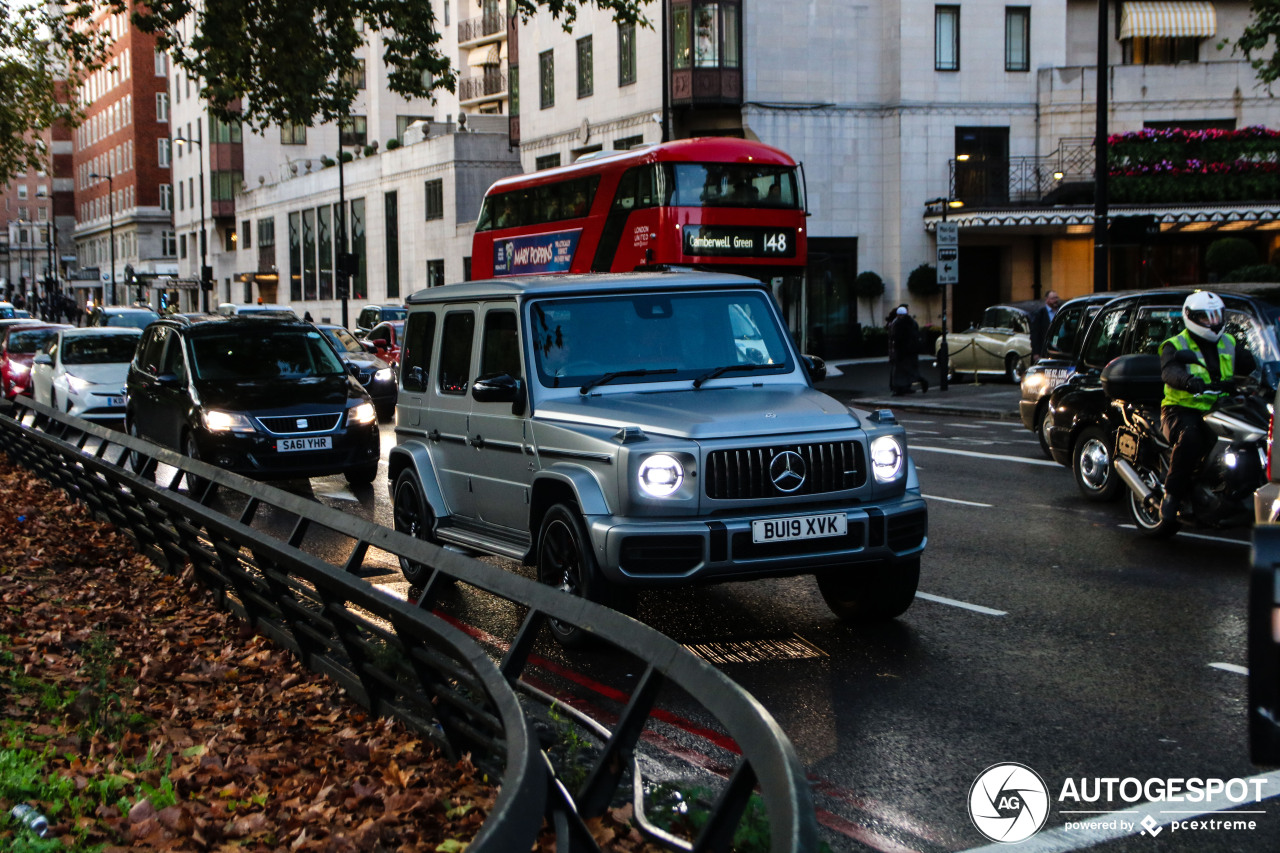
[643, 783, 831, 853]
[1205, 237, 1260, 276]
[906, 263, 940, 297]
[91, 0, 649, 131]
[1222, 263, 1280, 282]
[546, 703, 593, 794]
[386, 138, 402, 150]
[1223, 3, 1280, 90]
[854, 271, 885, 300]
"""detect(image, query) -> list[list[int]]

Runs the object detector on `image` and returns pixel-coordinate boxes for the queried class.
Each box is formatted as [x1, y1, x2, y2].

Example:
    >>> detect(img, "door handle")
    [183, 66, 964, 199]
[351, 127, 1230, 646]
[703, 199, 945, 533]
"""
[471, 434, 485, 449]
[427, 429, 441, 441]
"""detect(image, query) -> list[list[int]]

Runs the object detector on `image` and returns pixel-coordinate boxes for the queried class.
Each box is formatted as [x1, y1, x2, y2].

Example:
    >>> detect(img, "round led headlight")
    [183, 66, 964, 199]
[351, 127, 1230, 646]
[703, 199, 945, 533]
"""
[638, 454, 685, 498]
[869, 435, 904, 483]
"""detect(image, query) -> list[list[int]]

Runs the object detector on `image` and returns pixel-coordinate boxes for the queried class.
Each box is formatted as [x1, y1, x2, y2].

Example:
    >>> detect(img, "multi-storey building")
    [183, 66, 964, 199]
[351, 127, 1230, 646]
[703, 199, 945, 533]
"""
[513, 0, 1280, 356]
[1, 115, 76, 308]
[70, 4, 176, 309]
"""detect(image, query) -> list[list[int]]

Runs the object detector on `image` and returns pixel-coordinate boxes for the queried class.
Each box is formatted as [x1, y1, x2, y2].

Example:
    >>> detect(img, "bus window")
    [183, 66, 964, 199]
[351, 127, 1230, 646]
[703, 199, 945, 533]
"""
[612, 165, 659, 212]
[476, 176, 600, 232]
[667, 163, 799, 209]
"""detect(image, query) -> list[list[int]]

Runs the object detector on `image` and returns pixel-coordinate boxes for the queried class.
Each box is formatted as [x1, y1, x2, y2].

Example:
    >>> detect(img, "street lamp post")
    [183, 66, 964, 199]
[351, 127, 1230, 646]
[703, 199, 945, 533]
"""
[89, 172, 115, 305]
[337, 133, 349, 328]
[174, 135, 208, 312]
[926, 196, 964, 391]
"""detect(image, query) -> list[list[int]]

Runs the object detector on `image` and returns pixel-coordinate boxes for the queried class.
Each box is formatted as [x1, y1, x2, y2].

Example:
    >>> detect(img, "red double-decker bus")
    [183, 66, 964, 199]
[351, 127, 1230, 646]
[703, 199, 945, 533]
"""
[471, 138, 807, 284]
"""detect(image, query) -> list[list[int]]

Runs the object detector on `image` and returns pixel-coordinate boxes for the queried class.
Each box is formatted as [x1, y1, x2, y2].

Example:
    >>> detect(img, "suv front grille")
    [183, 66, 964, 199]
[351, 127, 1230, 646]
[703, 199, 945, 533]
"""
[256, 413, 342, 435]
[704, 441, 864, 500]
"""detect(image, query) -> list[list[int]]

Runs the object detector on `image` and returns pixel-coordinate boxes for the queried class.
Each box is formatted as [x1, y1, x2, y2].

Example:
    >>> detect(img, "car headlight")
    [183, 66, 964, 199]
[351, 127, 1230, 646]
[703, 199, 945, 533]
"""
[348, 402, 377, 425]
[8, 362, 28, 376]
[373, 367, 394, 382]
[203, 410, 256, 433]
[64, 374, 91, 396]
[638, 453, 684, 498]
[870, 435, 905, 483]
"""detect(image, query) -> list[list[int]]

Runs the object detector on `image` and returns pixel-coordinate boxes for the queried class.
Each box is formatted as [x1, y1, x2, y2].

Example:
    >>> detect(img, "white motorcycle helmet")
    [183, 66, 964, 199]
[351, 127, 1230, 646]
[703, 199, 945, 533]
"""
[1183, 291, 1226, 342]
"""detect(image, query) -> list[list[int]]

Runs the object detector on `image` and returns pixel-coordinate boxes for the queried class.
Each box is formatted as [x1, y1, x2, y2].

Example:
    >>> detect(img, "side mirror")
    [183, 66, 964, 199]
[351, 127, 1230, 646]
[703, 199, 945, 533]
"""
[347, 363, 362, 379]
[155, 372, 182, 388]
[802, 354, 827, 383]
[472, 373, 523, 408]
[369, 338, 388, 349]
[33, 353, 52, 366]
[360, 340, 377, 354]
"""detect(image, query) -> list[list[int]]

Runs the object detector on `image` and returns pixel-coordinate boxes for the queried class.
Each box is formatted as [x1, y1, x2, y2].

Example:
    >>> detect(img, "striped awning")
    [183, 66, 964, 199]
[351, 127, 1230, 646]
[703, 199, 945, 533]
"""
[1120, 2, 1216, 39]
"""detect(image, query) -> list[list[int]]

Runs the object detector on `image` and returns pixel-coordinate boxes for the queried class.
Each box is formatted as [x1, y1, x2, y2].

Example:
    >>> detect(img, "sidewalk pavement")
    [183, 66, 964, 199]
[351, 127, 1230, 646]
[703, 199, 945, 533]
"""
[815, 356, 1023, 421]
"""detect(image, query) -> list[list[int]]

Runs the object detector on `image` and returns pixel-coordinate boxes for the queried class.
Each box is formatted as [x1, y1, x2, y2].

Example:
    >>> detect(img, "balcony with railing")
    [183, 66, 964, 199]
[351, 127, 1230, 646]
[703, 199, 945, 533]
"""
[946, 138, 1096, 209]
[460, 70, 507, 105]
[458, 11, 504, 46]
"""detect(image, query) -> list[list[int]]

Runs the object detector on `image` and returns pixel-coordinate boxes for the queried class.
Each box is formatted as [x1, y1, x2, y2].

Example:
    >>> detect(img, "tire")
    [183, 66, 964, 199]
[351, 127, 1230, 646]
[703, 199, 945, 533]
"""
[393, 470, 437, 585]
[126, 417, 153, 479]
[1035, 401, 1054, 459]
[1073, 426, 1121, 502]
[345, 462, 379, 487]
[1127, 466, 1180, 539]
[537, 503, 629, 649]
[183, 432, 215, 499]
[1005, 353, 1025, 384]
[817, 557, 920, 622]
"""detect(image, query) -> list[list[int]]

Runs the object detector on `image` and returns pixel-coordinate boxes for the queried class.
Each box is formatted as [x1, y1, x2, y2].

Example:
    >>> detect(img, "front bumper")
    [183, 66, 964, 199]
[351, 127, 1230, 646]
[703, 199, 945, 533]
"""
[194, 425, 381, 480]
[588, 493, 928, 586]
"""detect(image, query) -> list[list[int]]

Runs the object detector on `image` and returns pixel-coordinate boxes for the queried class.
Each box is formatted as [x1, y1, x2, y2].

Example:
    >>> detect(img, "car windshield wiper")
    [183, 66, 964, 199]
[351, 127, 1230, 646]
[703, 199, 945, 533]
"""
[579, 368, 677, 395]
[692, 362, 778, 389]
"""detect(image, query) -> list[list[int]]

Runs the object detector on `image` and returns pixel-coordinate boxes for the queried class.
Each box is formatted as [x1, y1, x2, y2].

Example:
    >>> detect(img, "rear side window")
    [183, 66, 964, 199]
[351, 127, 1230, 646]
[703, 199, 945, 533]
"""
[438, 310, 475, 395]
[135, 327, 168, 375]
[479, 309, 520, 378]
[400, 311, 437, 393]
[1129, 306, 1182, 356]
[1080, 304, 1133, 369]
[1044, 304, 1085, 359]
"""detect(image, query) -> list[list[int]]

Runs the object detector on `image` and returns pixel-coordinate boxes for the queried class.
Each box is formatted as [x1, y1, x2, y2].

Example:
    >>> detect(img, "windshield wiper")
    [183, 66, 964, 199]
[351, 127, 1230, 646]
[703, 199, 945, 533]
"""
[692, 363, 778, 389]
[579, 368, 677, 395]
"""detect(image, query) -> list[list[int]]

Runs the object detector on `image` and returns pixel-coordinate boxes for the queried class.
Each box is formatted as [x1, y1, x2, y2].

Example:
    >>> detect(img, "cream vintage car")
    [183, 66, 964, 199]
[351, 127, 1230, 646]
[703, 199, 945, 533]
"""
[938, 300, 1038, 383]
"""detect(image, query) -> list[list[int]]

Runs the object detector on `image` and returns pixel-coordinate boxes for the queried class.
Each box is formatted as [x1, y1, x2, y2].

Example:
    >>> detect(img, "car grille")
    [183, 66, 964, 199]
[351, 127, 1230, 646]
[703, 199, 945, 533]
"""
[704, 441, 864, 500]
[255, 413, 342, 435]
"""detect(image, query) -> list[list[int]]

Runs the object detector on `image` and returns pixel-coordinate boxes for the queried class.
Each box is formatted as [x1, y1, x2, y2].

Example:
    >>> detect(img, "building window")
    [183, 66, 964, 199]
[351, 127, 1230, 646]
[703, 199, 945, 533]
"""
[340, 59, 366, 90]
[37, 207, 47, 222]
[258, 217, 275, 248]
[157, 138, 171, 167]
[396, 114, 432, 142]
[180, 233, 187, 259]
[539, 49, 554, 109]
[340, 115, 368, 147]
[1123, 37, 1201, 65]
[535, 153, 562, 171]
[280, 123, 307, 145]
[936, 5, 960, 71]
[427, 259, 444, 288]
[160, 183, 172, 211]
[17, 185, 27, 200]
[156, 92, 169, 122]
[162, 230, 176, 257]
[672, 2, 740, 71]
[241, 219, 251, 250]
[154, 50, 167, 76]
[1005, 7, 1030, 72]
[619, 23, 636, 86]
[178, 181, 184, 211]
[577, 36, 593, 99]
[385, 190, 400, 298]
[224, 227, 236, 253]
[211, 114, 242, 143]
[210, 172, 243, 202]
[614, 135, 645, 150]
[424, 178, 444, 220]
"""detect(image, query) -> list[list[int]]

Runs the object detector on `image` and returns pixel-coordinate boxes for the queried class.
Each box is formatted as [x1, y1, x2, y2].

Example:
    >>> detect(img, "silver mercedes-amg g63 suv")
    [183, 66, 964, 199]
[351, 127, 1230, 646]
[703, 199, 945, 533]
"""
[388, 270, 927, 645]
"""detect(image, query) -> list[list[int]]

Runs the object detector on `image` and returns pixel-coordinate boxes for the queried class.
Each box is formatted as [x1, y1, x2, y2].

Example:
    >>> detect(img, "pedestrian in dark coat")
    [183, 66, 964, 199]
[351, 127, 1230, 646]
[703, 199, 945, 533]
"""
[1029, 290, 1062, 362]
[888, 305, 928, 395]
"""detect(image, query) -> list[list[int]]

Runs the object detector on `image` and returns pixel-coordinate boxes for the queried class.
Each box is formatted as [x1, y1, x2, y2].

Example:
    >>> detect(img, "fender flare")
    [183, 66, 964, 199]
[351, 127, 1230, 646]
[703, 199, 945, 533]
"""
[387, 441, 449, 520]
[532, 462, 612, 518]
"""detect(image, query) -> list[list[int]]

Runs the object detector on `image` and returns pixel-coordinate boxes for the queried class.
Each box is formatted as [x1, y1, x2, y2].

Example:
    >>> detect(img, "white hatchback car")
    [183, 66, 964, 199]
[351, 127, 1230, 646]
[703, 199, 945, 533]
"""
[31, 327, 142, 421]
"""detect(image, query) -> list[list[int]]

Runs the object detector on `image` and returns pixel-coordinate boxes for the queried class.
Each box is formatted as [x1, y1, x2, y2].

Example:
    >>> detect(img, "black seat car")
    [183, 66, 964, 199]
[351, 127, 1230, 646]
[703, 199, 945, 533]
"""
[87, 305, 161, 329]
[1044, 284, 1280, 502]
[125, 315, 381, 486]
[313, 323, 398, 419]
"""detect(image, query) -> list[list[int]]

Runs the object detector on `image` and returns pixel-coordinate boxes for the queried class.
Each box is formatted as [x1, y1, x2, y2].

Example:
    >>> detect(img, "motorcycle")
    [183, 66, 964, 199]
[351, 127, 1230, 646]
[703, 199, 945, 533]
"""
[1098, 354, 1271, 539]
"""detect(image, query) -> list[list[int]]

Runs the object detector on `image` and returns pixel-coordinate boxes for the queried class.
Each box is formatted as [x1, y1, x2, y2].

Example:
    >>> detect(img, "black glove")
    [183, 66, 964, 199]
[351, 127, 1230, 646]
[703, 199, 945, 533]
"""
[1209, 379, 1234, 394]
[1186, 377, 1206, 394]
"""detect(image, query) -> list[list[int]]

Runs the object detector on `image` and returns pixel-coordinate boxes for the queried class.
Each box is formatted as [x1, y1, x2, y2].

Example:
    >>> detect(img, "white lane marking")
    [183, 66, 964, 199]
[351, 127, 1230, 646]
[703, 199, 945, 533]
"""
[1117, 524, 1250, 548]
[949, 423, 987, 429]
[923, 493, 993, 508]
[960, 769, 1280, 853]
[1210, 662, 1249, 675]
[976, 420, 1025, 428]
[915, 592, 1007, 616]
[911, 444, 1060, 467]
[907, 429, 941, 435]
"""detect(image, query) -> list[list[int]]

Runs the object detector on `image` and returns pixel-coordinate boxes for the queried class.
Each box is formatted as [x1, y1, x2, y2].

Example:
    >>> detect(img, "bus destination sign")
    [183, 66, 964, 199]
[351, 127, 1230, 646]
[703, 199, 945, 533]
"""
[493, 229, 582, 275]
[682, 226, 796, 258]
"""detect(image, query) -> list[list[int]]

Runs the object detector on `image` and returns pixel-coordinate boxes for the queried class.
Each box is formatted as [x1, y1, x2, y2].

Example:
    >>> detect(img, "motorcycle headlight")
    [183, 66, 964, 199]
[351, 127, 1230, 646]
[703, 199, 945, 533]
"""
[203, 410, 256, 433]
[870, 435, 905, 483]
[638, 454, 684, 498]
[348, 402, 377, 425]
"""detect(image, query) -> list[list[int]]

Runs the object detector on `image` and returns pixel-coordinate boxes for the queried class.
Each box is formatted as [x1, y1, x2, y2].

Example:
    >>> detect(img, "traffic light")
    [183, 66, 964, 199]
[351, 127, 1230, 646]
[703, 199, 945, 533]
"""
[200, 265, 213, 292]
[338, 252, 359, 278]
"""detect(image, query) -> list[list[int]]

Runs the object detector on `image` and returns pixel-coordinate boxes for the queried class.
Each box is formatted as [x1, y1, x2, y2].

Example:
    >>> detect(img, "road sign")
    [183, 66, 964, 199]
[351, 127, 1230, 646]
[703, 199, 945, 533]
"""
[936, 221, 959, 247]
[937, 245, 959, 285]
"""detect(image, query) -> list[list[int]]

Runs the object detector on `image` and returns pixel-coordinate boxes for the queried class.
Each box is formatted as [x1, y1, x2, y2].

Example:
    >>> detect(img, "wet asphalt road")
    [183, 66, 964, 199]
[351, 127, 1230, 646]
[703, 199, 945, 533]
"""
[96, 384, 1280, 852]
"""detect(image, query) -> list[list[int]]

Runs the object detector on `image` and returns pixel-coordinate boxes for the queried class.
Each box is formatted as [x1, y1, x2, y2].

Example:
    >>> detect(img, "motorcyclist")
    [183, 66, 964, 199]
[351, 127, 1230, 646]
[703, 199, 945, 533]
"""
[1157, 291, 1253, 520]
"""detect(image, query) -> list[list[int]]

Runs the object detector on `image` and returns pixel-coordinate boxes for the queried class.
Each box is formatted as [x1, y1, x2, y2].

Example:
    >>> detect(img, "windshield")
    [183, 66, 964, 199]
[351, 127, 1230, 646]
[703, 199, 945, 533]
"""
[189, 330, 345, 380]
[667, 163, 801, 208]
[62, 334, 140, 364]
[8, 329, 58, 355]
[323, 327, 365, 354]
[106, 311, 159, 328]
[529, 290, 793, 388]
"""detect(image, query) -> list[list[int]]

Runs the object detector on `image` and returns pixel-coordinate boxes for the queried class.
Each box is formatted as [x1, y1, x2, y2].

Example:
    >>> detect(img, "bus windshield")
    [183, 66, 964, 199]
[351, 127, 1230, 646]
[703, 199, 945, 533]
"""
[666, 163, 801, 209]
[529, 290, 793, 388]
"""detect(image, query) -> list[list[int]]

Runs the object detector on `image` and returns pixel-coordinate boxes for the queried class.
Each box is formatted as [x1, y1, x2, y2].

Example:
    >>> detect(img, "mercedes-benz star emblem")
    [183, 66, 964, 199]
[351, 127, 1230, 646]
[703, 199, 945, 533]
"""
[769, 451, 806, 493]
